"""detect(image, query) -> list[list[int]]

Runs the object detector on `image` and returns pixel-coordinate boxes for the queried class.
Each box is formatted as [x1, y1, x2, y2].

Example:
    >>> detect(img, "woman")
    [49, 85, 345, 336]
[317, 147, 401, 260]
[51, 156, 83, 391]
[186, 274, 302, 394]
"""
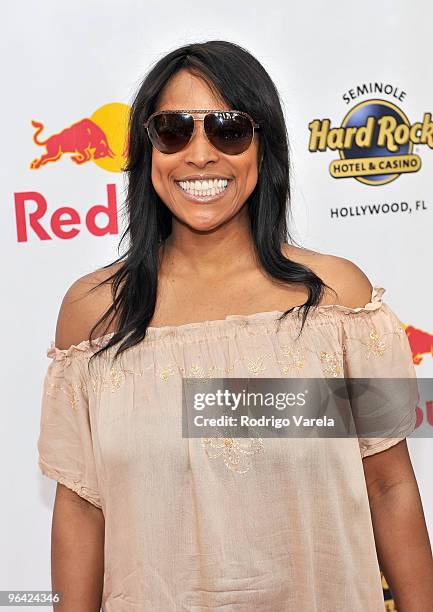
[37, 40, 433, 611]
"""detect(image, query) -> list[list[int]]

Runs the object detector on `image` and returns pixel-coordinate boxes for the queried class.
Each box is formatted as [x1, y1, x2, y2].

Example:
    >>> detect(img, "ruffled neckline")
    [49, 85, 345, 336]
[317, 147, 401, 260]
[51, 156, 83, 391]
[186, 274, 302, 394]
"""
[47, 285, 386, 359]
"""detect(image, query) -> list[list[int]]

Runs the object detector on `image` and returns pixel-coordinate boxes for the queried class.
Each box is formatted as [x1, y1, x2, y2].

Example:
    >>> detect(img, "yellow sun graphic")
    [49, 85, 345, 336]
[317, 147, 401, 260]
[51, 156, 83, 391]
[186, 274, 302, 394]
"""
[90, 102, 130, 173]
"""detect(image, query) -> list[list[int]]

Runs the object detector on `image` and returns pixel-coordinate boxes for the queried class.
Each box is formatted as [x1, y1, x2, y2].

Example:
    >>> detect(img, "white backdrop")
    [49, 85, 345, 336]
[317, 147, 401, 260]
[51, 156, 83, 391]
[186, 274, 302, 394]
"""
[2, 1, 432, 608]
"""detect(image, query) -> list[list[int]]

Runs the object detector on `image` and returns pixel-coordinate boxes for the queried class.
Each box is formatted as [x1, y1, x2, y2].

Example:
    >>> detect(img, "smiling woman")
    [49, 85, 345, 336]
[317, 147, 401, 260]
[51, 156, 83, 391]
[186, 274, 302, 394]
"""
[148, 76, 262, 231]
[37, 39, 433, 611]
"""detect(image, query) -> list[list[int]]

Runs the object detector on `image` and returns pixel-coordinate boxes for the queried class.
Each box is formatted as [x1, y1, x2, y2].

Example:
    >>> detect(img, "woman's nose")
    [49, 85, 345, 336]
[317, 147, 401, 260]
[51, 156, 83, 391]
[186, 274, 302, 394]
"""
[183, 119, 219, 165]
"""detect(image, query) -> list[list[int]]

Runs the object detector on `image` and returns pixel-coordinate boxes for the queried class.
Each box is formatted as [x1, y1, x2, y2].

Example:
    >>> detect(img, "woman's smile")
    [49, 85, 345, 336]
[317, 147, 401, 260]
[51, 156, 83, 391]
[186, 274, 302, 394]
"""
[173, 176, 235, 204]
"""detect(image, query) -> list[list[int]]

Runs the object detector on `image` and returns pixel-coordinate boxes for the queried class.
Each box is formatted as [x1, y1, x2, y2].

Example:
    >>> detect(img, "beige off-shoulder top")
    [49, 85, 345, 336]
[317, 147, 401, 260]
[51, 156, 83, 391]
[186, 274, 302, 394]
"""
[37, 286, 418, 611]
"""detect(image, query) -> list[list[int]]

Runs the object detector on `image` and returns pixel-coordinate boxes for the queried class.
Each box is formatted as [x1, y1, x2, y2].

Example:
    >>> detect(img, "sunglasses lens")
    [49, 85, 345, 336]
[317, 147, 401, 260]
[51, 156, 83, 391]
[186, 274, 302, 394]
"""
[204, 112, 254, 154]
[147, 113, 193, 153]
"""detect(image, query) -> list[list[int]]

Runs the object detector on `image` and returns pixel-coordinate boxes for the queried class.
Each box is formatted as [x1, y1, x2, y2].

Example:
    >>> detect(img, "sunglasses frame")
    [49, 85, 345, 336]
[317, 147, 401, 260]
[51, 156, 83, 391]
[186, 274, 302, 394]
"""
[143, 109, 260, 155]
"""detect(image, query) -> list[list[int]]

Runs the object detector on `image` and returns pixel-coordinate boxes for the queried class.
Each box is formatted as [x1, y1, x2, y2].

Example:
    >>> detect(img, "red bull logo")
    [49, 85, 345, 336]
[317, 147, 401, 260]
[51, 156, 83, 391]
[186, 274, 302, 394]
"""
[15, 103, 131, 242]
[402, 323, 433, 432]
[30, 118, 115, 168]
[30, 102, 129, 173]
[14, 184, 119, 242]
[403, 324, 433, 365]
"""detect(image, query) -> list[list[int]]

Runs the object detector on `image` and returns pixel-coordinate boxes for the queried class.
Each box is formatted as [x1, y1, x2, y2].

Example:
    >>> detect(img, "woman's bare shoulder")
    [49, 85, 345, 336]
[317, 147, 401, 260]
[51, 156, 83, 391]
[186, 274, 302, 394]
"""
[54, 262, 124, 350]
[282, 243, 324, 263]
[281, 244, 373, 308]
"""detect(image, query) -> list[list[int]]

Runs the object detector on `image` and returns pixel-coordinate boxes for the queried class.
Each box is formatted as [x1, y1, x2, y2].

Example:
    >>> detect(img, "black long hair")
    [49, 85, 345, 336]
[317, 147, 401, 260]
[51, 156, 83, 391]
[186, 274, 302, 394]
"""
[86, 39, 334, 370]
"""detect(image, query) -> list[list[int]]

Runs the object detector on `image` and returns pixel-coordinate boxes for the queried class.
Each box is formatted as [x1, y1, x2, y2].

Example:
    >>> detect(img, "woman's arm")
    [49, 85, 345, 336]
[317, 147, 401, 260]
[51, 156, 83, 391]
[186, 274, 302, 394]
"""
[50, 272, 111, 610]
[363, 439, 433, 611]
[52, 484, 104, 611]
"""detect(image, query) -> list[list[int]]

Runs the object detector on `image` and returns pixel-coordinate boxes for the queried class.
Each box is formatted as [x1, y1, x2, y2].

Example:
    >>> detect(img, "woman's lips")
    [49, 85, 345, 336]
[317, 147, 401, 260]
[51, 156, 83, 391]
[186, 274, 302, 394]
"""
[174, 179, 234, 204]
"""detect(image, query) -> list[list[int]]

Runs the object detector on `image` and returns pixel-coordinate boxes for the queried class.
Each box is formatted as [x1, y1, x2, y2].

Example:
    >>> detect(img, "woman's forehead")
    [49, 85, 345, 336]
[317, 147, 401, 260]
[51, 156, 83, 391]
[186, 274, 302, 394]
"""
[156, 70, 228, 112]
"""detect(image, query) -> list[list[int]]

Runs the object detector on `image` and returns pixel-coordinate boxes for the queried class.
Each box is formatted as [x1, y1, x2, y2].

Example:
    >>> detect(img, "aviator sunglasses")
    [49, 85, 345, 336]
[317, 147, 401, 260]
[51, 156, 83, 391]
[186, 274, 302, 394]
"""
[144, 109, 260, 155]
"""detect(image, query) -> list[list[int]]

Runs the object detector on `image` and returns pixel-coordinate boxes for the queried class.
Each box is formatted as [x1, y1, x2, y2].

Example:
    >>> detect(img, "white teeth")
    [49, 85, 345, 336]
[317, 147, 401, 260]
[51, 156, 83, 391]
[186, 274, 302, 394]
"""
[177, 178, 229, 196]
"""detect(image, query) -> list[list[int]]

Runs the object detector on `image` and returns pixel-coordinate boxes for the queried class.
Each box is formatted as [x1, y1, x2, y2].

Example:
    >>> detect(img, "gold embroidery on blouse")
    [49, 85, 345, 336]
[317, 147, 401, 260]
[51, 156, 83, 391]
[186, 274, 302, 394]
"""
[247, 355, 267, 376]
[159, 365, 176, 381]
[177, 358, 245, 379]
[187, 363, 225, 378]
[181, 356, 266, 472]
[344, 325, 402, 361]
[88, 364, 150, 391]
[189, 364, 207, 378]
[365, 329, 387, 358]
[277, 347, 306, 374]
[45, 381, 86, 411]
[45, 382, 64, 398]
[67, 323, 406, 394]
[69, 386, 79, 410]
[201, 436, 264, 474]
[319, 351, 343, 377]
[108, 367, 126, 389]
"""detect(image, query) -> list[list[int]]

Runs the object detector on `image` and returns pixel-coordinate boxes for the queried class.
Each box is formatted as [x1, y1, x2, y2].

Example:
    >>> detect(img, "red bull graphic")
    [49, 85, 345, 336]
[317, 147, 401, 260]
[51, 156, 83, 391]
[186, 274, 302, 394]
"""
[30, 102, 130, 173]
[14, 184, 118, 242]
[403, 324, 433, 365]
[30, 118, 114, 168]
[401, 323, 433, 436]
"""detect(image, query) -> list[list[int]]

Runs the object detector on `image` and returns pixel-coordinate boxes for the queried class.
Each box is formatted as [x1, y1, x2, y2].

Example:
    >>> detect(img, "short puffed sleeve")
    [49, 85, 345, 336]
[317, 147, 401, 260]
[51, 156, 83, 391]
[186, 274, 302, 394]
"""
[37, 341, 102, 508]
[341, 287, 419, 459]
